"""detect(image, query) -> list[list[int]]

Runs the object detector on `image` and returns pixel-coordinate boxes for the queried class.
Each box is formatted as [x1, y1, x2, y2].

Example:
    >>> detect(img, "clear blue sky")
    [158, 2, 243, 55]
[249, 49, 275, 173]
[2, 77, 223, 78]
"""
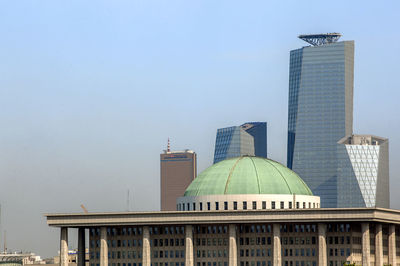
[0, 0, 399, 258]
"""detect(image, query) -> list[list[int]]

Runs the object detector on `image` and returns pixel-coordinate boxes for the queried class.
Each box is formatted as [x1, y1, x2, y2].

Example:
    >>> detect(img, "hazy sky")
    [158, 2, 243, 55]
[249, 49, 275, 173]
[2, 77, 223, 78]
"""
[1, 0, 400, 258]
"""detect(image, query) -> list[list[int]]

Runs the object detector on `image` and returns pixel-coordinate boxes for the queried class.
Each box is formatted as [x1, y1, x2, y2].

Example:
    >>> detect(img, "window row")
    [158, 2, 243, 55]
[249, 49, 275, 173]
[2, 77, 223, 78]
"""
[90, 239, 142, 248]
[239, 248, 272, 257]
[149, 227, 184, 235]
[195, 225, 228, 234]
[90, 227, 142, 237]
[152, 250, 184, 258]
[283, 248, 316, 257]
[239, 261, 271, 266]
[177, 201, 319, 211]
[282, 237, 316, 245]
[280, 224, 317, 233]
[283, 261, 316, 266]
[151, 238, 184, 247]
[196, 262, 228, 266]
[239, 237, 272, 246]
[196, 249, 228, 258]
[195, 238, 228, 246]
[328, 248, 351, 257]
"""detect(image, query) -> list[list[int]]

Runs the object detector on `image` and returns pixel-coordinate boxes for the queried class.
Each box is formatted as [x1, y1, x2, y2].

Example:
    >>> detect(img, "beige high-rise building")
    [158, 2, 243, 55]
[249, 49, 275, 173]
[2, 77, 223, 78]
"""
[160, 141, 196, 211]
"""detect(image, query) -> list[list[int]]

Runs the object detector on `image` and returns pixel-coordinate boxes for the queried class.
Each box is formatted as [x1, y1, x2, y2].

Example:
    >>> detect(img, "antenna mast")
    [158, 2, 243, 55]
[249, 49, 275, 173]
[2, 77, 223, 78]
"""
[3, 230, 6, 253]
[167, 138, 170, 152]
[126, 190, 130, 211]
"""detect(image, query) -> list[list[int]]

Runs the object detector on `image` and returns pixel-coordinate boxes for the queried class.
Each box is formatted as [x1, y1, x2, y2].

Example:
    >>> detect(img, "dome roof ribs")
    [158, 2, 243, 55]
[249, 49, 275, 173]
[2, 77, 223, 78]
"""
[249, 157, 261, 194]
[224, 156, 244, 194]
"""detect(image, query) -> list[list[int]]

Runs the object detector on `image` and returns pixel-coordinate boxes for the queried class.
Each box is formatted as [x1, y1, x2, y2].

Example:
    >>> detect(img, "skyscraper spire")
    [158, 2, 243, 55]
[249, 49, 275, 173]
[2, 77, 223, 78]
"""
[167, 138, 170, 152]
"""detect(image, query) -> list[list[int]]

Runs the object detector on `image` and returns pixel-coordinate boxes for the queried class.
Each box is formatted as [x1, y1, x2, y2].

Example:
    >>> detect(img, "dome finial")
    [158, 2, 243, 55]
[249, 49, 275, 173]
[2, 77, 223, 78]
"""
[167, 138, 170, 152]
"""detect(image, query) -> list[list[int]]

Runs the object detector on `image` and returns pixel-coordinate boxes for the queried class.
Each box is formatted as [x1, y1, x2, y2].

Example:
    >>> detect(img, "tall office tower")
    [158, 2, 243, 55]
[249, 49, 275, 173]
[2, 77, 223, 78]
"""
[160, 140, 197, 211]
[287, 33, 354, 208]
[213, 122, 267, 164]
[337, 135, 389, 208]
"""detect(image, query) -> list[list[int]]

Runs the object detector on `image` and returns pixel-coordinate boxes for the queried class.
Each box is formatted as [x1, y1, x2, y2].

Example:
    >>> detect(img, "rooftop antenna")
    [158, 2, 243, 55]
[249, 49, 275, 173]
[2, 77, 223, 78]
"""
[167, 138, 171, 152]
[126, 190, 130, 211]
[3, 230, 6, 253]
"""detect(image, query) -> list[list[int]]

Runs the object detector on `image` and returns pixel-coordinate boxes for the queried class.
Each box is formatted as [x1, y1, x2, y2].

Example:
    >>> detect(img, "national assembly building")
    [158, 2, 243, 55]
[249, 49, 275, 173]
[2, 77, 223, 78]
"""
[46, 156, 399, 266]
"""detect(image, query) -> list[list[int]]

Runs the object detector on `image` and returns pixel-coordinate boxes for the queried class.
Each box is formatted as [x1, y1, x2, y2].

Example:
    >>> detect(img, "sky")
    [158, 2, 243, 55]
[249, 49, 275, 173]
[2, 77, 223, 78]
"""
[0, 0, 400, 258]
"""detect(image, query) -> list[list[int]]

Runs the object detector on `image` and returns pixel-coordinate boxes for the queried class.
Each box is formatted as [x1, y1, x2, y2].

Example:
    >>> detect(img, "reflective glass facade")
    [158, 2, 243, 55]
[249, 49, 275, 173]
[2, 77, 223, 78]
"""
[213, 127, 254, 164]
[287, 41, 354, 208]
[242, 122, 268, 158]
[213, 122, 267, 164]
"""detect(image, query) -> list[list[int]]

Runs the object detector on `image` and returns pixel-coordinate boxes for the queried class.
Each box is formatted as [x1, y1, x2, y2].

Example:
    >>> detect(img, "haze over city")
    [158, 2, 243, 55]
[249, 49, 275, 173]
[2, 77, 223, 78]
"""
[1, 0, 400, 259]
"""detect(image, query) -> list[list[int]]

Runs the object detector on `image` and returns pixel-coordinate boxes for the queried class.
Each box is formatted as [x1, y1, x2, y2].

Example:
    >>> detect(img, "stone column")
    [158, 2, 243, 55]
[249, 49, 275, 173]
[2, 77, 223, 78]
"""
[78, 228, 85, 266]
[100, 227, 108, 266]
[389, 225, 397, 266]
[375, 224, 383, 266]
[229, 224, 237, 266]
[362, 223, 371, 266]
[185, 225, 194, 266]
[142, 226, 151, 266]
[318, 223, 327, 266]
[273, 224, 281, 266]
[60, 227, 68, 266]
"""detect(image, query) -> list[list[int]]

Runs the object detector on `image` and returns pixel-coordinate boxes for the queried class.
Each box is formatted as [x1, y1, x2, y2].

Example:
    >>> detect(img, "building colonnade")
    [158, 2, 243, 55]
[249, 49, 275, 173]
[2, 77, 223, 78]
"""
[60, 223, 397, 266]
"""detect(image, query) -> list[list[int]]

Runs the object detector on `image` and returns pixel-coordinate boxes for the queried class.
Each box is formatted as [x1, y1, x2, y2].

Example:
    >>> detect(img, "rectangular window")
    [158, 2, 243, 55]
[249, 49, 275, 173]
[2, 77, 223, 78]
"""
[224, 202, 228, 210]
[262, 201, 266, 209]
[182, 204, 185, 211]
[303, 202, 306, 209]
[234, 201, 238, 210]
[296, 202, 300, 209]
[280, 201, 284, 209]
[187, 203, 190, 211]
[252, 201, 257, 210]
[200, 202, 203, 211]
[243, 201, 247, 210]
[207, 202, 211, 211]
[289, 202, 292, 209]
[193, 203, 196, 211]
[215, 202, 219, 210]
[271, 201, 276, 209]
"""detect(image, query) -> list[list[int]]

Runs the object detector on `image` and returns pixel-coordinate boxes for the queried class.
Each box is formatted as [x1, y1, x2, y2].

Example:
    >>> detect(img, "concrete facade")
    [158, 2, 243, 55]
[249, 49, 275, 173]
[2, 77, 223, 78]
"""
[337, 134, 390, 208]
[47, 208, 400, 266]
[160, 150, 196, 211]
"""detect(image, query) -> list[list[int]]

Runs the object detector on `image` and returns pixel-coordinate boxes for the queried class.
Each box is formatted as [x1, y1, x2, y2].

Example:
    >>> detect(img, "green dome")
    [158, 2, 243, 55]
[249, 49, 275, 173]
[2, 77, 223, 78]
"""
[184, 156, 313, 196]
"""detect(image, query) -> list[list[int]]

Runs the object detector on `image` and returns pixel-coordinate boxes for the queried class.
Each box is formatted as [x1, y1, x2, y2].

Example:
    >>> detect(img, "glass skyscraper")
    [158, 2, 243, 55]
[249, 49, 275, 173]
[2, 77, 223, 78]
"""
[287, 34, 354, 208]
[213, 122, 267, 164]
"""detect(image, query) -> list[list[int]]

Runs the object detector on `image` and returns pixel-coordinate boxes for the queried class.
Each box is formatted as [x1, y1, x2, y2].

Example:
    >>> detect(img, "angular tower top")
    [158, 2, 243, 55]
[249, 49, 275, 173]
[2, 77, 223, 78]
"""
[298, 33, 342, 46]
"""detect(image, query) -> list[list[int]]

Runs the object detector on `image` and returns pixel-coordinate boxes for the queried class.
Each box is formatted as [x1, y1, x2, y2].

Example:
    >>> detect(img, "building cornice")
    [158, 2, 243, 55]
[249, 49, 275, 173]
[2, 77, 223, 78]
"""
[45, 208, 400, 228]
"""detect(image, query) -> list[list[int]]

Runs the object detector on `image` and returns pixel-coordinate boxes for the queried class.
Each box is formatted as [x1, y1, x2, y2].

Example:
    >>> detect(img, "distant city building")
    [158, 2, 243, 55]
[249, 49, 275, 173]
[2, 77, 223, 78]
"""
[287, 33, 354, 208]
[337, 135, 389, 208]
[213, 122, 267, 164]
[160, 140, 197, 211]
[0, 253, 45, 266]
